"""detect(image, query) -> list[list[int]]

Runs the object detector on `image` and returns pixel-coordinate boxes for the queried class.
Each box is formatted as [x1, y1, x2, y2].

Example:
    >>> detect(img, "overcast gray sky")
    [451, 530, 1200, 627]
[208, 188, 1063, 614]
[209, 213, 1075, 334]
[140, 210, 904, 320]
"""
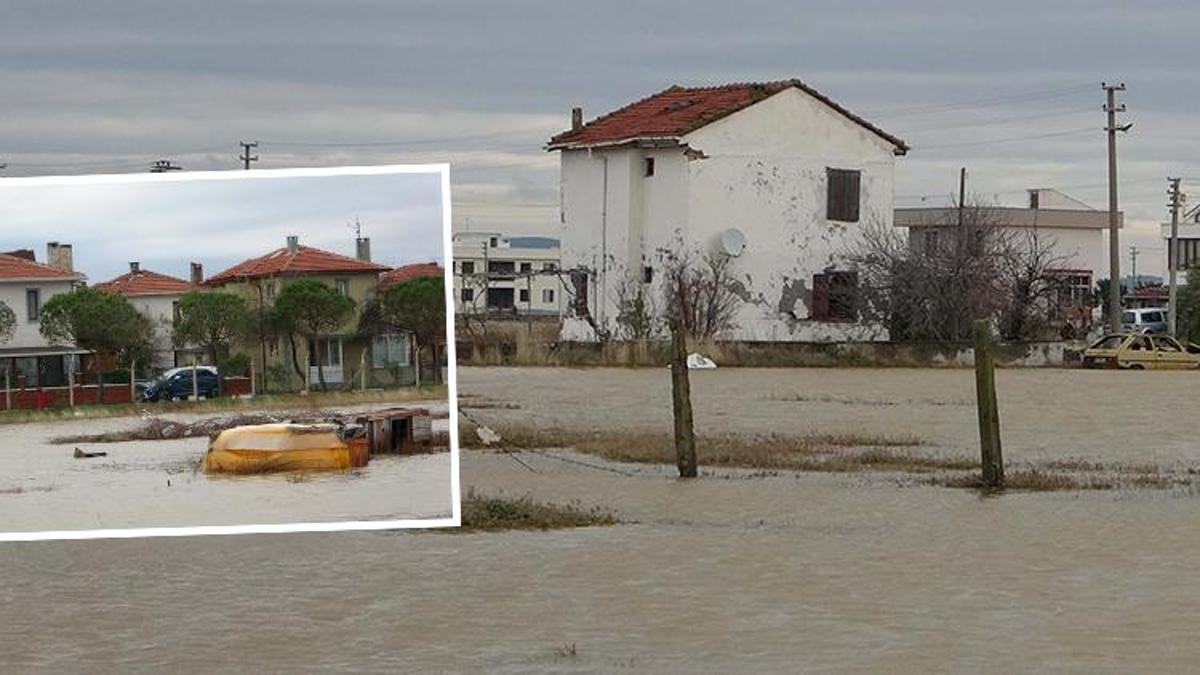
[0, 171, 444, 282]
[2, 1, 1197, 277]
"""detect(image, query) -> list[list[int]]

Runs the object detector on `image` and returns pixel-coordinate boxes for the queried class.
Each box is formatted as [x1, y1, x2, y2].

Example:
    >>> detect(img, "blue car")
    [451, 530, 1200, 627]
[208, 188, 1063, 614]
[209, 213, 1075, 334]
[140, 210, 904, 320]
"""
[140, 366, 220, 401]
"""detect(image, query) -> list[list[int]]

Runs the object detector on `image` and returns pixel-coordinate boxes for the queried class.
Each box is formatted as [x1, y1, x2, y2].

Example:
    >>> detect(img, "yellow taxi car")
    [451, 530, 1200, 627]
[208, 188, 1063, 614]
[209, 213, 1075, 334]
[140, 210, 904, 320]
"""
[1082, 333, 1200, 370]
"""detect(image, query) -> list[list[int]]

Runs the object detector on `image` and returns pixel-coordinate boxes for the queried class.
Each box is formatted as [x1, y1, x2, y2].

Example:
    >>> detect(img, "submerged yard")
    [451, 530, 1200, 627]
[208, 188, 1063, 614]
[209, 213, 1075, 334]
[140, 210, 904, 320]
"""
[0, 398, 453, 532]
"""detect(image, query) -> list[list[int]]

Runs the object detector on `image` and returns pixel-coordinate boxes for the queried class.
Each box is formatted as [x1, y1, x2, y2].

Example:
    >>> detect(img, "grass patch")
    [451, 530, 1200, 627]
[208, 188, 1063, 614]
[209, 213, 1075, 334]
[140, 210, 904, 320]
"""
[456, 489, 617, 532]
[0, 386, 447, 427]
[930, 468, 1180, 492]
[458, 420, 961, 473]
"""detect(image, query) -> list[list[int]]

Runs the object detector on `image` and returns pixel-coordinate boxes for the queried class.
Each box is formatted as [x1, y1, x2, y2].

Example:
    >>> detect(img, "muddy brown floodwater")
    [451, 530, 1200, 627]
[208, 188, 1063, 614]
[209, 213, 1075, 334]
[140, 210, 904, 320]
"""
[4, 367, 1200, 672]
[0, 400, 453, 532]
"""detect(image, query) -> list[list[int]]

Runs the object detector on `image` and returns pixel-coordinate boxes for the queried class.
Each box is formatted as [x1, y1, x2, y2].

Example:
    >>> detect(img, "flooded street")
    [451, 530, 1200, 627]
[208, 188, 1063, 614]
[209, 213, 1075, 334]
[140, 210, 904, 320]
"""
[5, 367, 1200, 672]
[0, 400, 453, 532]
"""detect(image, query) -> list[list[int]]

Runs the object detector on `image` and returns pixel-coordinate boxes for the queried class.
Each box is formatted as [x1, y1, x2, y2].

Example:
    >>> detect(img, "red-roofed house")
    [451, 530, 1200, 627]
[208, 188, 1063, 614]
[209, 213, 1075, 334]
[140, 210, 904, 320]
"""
[548, 79, 907, 342]
[0, 243, 88, 388]
[379, 262, 443, 290]
[95, 262, 199, 368]
[206, 235, 395, 390]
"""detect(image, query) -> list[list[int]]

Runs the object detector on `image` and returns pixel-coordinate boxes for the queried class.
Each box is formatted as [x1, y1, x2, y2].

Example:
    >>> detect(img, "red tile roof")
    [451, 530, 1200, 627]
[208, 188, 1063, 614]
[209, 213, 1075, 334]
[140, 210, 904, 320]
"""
[95, 269, 195, 296]
[547, 80, 908, 155]
[0, 252, 83, 281]
[206, 244, 389, 285]
[379, 262, 444, 289]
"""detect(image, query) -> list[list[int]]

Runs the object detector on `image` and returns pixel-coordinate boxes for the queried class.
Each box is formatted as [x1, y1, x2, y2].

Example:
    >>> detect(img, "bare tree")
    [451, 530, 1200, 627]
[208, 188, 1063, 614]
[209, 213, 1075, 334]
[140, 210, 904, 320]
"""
[849, 200, 1072, 342]
[614, 276, 659, 340]
[658, 244, 741, 340]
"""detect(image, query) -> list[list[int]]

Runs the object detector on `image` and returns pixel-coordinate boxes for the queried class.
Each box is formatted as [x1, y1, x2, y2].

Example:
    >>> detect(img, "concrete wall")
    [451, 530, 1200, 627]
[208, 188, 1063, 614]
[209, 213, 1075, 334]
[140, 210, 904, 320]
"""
[559, 86, 898, 342]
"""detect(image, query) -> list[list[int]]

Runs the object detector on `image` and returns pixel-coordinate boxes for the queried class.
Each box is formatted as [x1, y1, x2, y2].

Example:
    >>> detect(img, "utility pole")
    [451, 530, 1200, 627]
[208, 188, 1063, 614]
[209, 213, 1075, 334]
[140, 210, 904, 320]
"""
[1168, 178, 1184, 335]
[957, 167, 967, 228]
[150, 159, 182, 173]
[1129, 245, 1139, 289]
[1103, 82, 1131, 332]
[239, 141, 259, 170]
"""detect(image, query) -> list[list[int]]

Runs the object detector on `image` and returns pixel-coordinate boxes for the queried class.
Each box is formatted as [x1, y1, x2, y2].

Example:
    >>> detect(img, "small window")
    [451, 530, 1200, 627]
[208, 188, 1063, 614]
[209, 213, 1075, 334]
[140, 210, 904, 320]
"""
[335, 278, 350, 296]
[542, 289, 555, 303]
[570, 270, 589, 317]
[826, 168, 861, 222]
[519, 289, 529, 303]
[644, 157, 655, 177]
[25, 288, 40, 321]
[461, 261, 475, 275]
[266, 281, 276, 300]
[810, 271, 858, 322]
[489, 236, 498, 248]
[519, 262, 532, 273]
[925, 230, 940, 253]
[643, 266, 653, 284]
[461, 288, 474, 303]
[172, 300, 181, 322]
[543, 262, 557, 271]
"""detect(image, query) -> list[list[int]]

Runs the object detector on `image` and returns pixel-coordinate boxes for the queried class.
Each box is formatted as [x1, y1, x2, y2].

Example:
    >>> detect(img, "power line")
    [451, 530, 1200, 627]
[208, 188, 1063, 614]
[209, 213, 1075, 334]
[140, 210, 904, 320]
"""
[915, 127, 1096, 151]
[257, 125, 552, 149]
[865, 84, 1094, 118]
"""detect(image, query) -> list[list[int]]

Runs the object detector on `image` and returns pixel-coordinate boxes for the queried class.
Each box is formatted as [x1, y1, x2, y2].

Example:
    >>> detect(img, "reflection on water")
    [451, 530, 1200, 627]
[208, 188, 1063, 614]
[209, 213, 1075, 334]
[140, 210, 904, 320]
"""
[0, 403, 453, 532]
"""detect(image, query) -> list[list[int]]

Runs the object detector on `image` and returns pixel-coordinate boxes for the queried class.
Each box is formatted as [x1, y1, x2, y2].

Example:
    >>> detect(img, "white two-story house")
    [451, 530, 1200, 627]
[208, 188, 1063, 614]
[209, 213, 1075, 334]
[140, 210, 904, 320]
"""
[95, 261, 200, 369]
[0, 243, 87, 387]
[548, 79, 908, 342]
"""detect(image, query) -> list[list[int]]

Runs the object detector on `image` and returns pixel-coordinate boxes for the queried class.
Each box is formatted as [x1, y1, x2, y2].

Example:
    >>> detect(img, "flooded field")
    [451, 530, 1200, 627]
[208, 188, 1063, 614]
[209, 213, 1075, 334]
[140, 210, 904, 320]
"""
[0, 400, 453, 532]
[5, 367, 1200, 672]
[461, 366, 1198, 465]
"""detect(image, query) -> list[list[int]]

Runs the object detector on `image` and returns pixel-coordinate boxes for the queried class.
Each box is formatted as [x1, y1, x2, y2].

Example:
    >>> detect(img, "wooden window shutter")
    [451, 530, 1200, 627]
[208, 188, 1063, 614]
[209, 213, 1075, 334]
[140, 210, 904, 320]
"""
[811, 273, 830, 321]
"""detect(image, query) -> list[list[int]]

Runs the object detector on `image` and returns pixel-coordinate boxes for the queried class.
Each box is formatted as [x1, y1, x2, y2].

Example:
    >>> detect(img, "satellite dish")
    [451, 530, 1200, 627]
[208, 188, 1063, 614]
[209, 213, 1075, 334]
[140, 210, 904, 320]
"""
[714, 228, 747, 258]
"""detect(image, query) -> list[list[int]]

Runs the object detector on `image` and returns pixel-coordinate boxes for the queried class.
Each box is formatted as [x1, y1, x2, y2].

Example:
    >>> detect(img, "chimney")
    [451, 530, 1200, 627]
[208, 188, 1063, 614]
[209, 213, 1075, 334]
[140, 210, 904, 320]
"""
[190, 262, 204, 285]
[286, 235, 299, 253]
[129, 261, 140, 274]
[356, 236, 372, 262]
[46, 242, 73, 272]
[571, 107, 583, 131]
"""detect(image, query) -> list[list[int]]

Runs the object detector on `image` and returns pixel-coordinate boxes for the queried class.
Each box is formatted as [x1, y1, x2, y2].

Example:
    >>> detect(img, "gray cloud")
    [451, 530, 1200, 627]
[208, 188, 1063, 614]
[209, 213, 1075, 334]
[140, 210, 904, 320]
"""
[2, 1, 1199, 276]
[0, 171, 444, 282]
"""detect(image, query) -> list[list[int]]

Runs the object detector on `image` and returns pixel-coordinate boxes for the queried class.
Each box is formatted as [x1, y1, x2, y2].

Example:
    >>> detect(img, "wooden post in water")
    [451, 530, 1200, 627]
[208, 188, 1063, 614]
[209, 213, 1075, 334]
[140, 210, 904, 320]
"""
[972, 319, 1004, 488]
[669, 320, 698, 478]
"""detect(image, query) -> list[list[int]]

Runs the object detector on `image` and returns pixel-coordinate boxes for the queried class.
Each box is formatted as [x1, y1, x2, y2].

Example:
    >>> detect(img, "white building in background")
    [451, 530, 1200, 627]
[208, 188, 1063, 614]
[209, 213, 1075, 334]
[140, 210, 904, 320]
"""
[896, 188, 1113, 283]
[452, 232, 563, 316]
[1161, 203, 1200, 285]
[95, 261, 201, 369]
[548, 79, 908, 342]
[895, 188, 1118, 334]
[0, 243, 88, 387]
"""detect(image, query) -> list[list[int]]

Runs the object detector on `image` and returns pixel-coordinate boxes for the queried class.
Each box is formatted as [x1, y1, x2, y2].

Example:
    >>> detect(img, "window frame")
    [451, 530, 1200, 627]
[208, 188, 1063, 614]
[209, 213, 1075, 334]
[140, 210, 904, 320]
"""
[25, 288, 41, 322]
[826, 168, 862, 223]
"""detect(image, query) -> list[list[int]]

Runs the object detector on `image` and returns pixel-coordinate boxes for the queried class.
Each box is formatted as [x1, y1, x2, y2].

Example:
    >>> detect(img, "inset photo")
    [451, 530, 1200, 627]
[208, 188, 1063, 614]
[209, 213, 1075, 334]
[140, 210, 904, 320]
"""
[0, 165, 456, 539]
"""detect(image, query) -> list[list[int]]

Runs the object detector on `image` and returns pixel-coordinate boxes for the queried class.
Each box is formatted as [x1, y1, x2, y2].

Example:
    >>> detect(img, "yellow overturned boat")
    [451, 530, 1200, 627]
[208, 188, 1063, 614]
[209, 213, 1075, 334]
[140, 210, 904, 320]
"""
[204, 422, 369, 474]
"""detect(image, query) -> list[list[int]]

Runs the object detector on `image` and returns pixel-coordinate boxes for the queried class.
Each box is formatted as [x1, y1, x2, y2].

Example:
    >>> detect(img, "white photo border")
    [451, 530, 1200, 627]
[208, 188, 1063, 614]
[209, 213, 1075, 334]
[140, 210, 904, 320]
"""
[0, 163, 460, 541]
